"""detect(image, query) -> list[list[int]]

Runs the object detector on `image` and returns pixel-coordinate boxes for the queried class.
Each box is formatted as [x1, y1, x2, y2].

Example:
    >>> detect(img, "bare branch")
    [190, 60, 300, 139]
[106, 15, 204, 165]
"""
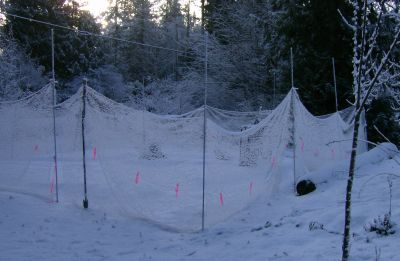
[357, 28, 400, 116]
[338, 9, 356, 31]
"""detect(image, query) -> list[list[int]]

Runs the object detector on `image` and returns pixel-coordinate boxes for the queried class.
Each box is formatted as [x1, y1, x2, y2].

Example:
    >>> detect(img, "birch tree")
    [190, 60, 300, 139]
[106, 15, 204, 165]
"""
[340, 1, 400, 260]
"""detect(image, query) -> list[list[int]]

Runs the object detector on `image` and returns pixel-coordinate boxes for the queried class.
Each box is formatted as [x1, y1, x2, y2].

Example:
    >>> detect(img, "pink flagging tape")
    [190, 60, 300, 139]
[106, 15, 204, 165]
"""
[219, 192, 224, 206]
[175, 183, 180, 198]
[249, 182, 253, 195]
[271, 156, 277, 168]
[135, 171, 140, 184]
[93, 147, 97, 160]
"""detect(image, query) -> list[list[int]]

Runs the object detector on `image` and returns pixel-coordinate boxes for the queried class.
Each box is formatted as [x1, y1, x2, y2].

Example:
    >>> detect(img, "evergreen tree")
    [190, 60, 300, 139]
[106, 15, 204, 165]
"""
[265, 0, 354, 115]
[160, 0, 185, 80]
[4, 0, 103, 80]
[0, 30, 46, 99]
[366, 96, 400, 146]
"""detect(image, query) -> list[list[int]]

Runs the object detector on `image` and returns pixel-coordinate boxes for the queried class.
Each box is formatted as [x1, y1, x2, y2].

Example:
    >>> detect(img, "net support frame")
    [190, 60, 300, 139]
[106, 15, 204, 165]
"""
[290, 48, 296, 194]
[201, 31, 208, 231]
[51, 29, 59, 203]
[82, 78, 89, 209]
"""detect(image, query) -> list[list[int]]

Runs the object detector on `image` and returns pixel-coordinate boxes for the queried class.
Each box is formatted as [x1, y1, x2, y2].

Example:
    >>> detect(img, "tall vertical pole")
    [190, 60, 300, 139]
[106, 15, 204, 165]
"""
[273, 71, 276, 108]
[291, 47, 296, 194]
[332, 57, 339, 112]
[201, 31, 208, 231]
[290, 47, 294, 88]
[82, 78, 89, 209]
[51, 29, 59, 203]
[142, 77, 146, 149]
[291, 90, 296, 194]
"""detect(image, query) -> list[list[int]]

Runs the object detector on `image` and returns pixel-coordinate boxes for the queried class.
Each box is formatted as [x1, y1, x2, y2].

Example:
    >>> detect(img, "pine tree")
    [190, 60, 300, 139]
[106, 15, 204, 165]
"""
[265, 0, 354, 115]
[0, 31, 46, 99]
[160, 0, 184, 80]
[4, 0, 103, 80]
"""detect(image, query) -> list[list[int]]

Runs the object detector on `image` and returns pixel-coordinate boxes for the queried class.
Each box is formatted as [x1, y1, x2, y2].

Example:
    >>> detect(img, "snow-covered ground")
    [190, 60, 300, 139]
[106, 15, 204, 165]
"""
[1, 145, 399, 261]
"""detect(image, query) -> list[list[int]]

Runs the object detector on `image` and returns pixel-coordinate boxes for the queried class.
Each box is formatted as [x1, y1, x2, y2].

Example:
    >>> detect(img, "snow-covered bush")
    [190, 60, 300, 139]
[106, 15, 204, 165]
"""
[0, 32, 46, 100]
[63, 65, 127, 102]
[141, 143, 166, 160]
[309, 221, 324, 231]
[125, 74, 205, 115]
[364, 214, 396, 236]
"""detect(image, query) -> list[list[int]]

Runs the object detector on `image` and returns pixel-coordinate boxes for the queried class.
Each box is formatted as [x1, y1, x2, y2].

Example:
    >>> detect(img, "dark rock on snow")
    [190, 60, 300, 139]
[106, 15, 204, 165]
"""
[296, 180, 316, 196]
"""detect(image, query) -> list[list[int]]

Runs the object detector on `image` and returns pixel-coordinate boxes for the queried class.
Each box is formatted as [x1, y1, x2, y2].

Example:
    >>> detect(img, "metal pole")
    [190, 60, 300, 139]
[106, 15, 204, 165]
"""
[292, 90, 296, 194]
[201, 31, 208, 231]
[290, 47, 294, 88]
[51, 29, 59, 203]
[273, 71, 276, 108]
[82, 78, 89, 209]
[290, 47, 296, 193]
[332, 57, 339, 112]
[142, 77, 146, 149]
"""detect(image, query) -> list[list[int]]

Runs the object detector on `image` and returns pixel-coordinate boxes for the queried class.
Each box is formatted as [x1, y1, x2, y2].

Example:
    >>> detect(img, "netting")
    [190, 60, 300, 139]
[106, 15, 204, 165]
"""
[292, 89, 367, 181]
[0, 84, 56, 201]
[170, 106, 271, 131]
[0, 84, 368, 231]
[57, 87, 290, 231]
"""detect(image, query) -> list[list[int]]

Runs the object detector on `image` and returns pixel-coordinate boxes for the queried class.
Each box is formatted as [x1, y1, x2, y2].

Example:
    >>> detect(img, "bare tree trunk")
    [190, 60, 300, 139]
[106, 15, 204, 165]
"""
[342, 1, 367, 260]
[341, 0, 400, 256]
[341, 112, 361, 261]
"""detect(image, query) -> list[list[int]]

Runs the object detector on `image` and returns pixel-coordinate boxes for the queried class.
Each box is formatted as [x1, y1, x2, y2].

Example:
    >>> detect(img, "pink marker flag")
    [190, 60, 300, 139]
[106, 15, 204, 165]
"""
[249, 182, 253, 195]
[135, 171, 140, 184]
[300, 139, 304, 152]
[175, 183, 180, 198]
[219, 192, 224, 206]
[92, 147, 97, 160]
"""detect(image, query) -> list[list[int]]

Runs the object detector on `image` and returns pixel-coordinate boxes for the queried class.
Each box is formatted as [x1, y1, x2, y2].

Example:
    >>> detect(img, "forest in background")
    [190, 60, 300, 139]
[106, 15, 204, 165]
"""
[0, 0, 399, 142]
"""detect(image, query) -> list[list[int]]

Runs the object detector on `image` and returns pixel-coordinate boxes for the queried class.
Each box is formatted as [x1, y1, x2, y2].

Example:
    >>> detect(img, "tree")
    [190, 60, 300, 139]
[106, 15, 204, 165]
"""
[4, 0, 103, 80]
[160, 0, 185, 80]
[340, 1, 400, 260]
[265, 0, 354, 114]
[366, 96, 400, 146]
[0, 30, 46, 99]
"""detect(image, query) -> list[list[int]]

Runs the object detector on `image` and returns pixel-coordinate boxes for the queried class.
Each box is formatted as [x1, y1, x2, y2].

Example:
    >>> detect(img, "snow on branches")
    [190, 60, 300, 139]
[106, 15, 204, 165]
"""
[345, 0, 400, 109]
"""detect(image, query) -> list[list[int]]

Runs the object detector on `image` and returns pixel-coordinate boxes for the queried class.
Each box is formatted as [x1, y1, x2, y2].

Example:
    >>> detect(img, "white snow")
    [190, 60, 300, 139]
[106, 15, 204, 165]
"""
[1, 145, 399, 260]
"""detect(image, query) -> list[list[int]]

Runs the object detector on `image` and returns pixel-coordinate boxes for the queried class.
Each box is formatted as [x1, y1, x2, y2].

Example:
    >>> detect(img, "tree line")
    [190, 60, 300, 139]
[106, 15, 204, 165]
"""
[0, 0, 399, 126]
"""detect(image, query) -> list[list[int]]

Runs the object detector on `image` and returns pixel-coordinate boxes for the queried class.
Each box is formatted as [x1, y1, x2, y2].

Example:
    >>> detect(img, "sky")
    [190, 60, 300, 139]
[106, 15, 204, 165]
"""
[80, 0, 201, 18]
[80, 0, 109, 17]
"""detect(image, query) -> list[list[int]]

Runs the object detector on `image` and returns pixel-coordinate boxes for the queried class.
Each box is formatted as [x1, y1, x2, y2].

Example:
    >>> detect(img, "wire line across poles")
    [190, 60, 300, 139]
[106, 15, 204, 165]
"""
[3, 12, 188, 54]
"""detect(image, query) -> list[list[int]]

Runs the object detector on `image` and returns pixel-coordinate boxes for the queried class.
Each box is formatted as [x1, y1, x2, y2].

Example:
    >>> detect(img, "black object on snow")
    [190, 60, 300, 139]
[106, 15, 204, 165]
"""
[296, 179, 316, 196]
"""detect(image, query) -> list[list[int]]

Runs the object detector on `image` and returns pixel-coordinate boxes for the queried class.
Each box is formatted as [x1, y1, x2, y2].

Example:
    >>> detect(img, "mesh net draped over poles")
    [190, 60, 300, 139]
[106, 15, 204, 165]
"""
[0, 85, 367, 231]
[0, 85, 56, 201]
